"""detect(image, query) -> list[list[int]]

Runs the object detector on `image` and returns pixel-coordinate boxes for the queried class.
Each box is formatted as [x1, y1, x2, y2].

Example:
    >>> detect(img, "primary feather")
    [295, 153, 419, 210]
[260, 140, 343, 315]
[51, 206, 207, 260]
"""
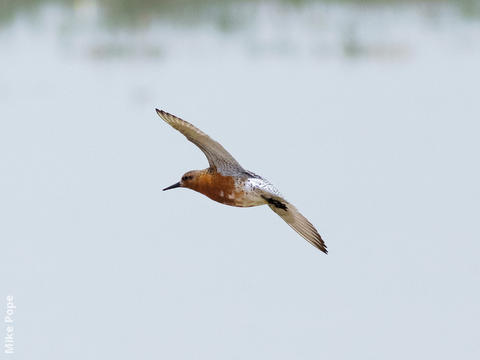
[156, 109, 244, 175]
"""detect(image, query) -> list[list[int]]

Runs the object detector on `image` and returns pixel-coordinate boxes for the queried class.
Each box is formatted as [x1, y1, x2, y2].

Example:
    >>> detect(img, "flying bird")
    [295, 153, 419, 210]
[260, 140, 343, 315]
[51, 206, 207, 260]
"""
[157, 109, 327, 253]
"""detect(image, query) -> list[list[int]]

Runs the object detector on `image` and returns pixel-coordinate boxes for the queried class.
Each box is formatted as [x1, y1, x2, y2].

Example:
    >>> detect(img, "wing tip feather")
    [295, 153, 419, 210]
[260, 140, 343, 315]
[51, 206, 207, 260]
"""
[315, 238, 328, 254]
[155, 108, 173, 122]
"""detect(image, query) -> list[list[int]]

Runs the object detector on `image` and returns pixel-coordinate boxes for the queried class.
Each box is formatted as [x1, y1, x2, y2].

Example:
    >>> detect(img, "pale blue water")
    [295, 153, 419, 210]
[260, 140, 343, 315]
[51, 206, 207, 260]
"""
[1, 1, 480, 359]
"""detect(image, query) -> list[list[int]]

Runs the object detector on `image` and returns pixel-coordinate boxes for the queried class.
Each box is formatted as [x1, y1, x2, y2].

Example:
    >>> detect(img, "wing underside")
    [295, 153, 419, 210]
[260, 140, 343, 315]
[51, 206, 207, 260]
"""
[264, 195, 327, 253]
[156, 109, 244, 175]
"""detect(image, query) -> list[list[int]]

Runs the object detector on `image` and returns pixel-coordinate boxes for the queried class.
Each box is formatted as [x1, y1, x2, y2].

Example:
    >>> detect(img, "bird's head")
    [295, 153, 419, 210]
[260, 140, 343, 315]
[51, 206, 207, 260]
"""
[163, 170, 202, 191]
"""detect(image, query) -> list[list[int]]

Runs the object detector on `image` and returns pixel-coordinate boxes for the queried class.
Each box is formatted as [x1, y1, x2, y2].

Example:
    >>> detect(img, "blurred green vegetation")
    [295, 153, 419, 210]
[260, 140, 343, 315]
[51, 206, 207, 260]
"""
[1, 0, 479, 29]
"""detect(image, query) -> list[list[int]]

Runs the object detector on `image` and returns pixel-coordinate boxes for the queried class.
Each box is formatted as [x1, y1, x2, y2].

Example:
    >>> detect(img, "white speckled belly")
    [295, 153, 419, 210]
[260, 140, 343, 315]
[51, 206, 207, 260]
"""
[232, 176, 278, 207]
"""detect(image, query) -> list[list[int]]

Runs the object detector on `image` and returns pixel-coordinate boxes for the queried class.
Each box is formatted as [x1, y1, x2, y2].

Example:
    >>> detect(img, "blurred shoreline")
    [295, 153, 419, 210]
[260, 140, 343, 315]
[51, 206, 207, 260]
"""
[2, 0, 479, 61]
[1, 0, 479, 30]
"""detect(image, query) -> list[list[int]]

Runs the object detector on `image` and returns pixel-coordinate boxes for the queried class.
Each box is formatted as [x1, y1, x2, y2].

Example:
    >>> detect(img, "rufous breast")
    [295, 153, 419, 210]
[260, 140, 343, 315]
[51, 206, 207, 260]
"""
[186, 171, 245, 206]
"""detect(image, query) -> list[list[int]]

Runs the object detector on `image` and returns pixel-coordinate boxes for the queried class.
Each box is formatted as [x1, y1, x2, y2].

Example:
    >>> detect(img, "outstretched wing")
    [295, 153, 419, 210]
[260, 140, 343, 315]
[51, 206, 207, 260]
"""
[156, 109, 244, 175]
[264, 195, 327, 254]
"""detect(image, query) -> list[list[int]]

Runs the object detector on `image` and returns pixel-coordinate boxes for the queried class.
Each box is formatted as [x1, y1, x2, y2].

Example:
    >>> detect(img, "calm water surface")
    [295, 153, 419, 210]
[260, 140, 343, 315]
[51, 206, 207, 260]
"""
[1, 1, 480, 359]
